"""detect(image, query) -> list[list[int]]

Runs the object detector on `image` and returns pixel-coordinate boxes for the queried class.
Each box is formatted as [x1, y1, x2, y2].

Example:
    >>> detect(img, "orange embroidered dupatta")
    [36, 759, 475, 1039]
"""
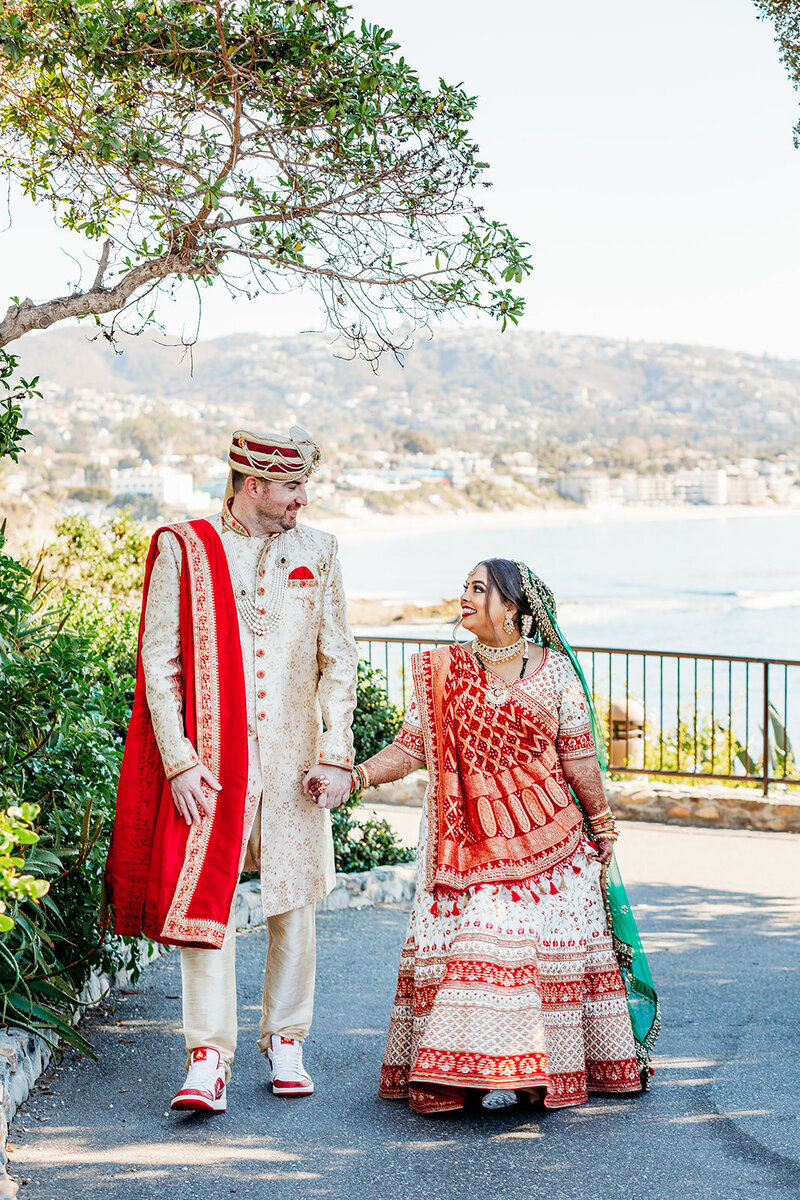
[412, 645, 583, 894]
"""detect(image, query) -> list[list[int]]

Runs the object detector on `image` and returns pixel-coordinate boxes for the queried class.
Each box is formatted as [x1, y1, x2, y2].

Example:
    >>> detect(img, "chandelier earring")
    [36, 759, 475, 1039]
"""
[503, 611, 515, 635]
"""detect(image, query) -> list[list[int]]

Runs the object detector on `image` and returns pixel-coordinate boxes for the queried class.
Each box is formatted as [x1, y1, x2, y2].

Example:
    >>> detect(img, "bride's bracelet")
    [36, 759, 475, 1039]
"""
[350, 763, 371, 793]
[587, 805, 618, 841]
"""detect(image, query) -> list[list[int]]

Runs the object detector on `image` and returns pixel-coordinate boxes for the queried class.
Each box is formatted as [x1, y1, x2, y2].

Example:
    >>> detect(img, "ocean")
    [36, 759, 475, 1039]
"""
[332, 509, 800, 661]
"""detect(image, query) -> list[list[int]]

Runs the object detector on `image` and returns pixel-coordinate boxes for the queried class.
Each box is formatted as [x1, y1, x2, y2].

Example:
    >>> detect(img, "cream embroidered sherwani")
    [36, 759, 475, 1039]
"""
[141, 506, 358, 1068]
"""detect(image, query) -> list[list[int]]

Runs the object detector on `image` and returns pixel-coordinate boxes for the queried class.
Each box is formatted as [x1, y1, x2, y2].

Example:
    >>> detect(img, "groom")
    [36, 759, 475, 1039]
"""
[106, 426, 358, 1111]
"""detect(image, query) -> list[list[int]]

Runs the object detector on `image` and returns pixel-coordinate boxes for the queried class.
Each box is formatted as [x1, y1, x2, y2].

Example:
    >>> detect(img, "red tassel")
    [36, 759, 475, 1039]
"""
[531, 892, 540, 904]
[549, 881, 559, 895]
[451, 901, 461, 917]
[510, 890, 522, 902]
[572, 864, 582, 875]
[430, 902, 438, 917]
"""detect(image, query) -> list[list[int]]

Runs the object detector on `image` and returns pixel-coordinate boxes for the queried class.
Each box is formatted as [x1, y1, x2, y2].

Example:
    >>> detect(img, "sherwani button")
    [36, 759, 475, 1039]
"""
[258, 587, 265, 596]
[258, 712, 266, 720]
[257, 670, 265, 678]
[256, 649, 265, 657]
[258, 690, 266, 699]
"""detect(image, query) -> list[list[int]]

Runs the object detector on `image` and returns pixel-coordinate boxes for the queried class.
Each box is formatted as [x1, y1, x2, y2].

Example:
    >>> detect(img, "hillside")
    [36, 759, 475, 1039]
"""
[15, 325, 800, 463]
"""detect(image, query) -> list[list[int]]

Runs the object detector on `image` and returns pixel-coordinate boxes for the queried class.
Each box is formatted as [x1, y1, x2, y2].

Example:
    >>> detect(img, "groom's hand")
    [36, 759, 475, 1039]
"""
[303, 765, 351, 810]
[170, 763, 221, 826]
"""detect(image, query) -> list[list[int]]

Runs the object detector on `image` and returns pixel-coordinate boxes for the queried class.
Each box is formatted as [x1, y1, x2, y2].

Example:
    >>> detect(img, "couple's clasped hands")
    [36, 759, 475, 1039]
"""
[169, 762, 352, 826]
[301, 765, 351, 810]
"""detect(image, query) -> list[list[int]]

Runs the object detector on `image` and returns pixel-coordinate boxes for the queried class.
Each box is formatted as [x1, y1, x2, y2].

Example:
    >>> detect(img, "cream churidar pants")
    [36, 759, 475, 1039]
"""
[179, 758, 317, 1077]
[180, 902, 316, 1078]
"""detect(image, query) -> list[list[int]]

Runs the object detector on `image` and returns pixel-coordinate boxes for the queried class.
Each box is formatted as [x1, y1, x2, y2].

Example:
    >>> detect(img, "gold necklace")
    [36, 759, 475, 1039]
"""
[473, 636, 525, 664]
[474, 649, 529, 708]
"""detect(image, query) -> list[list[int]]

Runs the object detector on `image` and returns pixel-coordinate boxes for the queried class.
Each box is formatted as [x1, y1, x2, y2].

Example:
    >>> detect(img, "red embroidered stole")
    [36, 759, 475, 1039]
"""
[105, 519, 248, 949]
[413, 646, 583, 894]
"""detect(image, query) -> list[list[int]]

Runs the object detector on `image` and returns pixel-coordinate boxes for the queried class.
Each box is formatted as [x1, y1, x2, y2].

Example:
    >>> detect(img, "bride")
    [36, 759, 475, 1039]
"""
[348, 558, 658, 1115]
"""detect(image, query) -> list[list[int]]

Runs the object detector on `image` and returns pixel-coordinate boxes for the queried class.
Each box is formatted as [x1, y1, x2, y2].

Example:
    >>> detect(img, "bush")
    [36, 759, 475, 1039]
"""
[43, 510, 147, 683]
[352, 659, 404, 762]
[332, 660, 415, 873]
[0, 537, 137, 1047]
[331, 798, 415, 874]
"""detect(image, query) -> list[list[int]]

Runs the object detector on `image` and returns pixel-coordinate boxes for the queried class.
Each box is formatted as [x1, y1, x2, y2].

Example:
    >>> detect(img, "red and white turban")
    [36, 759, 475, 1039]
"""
[224, 425, 322, 502]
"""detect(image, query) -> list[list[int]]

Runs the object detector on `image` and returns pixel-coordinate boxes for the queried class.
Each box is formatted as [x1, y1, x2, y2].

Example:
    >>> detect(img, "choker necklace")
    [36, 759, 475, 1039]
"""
[473, 637, 525, 664]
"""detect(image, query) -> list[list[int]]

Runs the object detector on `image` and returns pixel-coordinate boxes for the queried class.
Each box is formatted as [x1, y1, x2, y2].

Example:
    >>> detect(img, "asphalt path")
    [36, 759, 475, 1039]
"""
[9, 823, 800, 1200]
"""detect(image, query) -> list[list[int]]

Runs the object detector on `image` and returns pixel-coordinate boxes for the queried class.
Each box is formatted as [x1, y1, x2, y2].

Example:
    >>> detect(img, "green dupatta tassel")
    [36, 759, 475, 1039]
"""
[516, 563, 661, 1087]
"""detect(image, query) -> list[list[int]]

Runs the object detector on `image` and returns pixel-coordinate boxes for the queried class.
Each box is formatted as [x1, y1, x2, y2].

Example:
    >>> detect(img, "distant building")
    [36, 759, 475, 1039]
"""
[557, 472, 623, 507]
[672, 469, 727, 505]
[110, 464, 212, 512]
[620, 473, 676, 505]
[725, 473, 768, 505]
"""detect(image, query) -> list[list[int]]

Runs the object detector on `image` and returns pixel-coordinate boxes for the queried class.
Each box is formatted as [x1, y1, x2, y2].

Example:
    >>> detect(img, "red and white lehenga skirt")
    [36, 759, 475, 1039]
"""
[378, 811, 642, 1115]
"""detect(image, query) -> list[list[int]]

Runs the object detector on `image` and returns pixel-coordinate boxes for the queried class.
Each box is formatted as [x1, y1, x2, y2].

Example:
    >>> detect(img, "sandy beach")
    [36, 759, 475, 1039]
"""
[310, 501, 800, 545]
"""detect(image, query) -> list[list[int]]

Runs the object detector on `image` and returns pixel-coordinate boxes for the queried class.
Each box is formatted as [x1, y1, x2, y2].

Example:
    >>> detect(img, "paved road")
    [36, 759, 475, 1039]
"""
[10, 823, 800, 1200]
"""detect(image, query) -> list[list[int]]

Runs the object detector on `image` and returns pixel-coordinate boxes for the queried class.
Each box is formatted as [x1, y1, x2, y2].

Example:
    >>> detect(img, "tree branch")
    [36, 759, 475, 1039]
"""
[91, 238, 113, 290]
[0, 253, 210, 348]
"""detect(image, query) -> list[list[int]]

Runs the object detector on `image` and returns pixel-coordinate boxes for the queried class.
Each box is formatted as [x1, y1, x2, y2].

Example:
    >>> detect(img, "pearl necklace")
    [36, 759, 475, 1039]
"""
[225, 536, 290, 636]
[473, 636, 525, 664]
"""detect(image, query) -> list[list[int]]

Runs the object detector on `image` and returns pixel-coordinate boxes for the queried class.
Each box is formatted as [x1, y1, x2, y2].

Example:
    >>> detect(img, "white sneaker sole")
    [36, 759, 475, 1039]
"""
[271, 1080, 314, 1097]
[171, 1087, 227, 1113]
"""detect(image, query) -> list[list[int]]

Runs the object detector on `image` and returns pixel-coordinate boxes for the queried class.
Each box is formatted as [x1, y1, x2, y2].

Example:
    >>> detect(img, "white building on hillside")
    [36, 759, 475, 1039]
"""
[110, 464, 212, 512]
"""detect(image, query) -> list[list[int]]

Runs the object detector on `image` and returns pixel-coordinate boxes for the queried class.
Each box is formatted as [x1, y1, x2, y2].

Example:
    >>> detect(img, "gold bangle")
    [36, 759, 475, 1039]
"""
[351, 763, 371, 792]
[588, 805, 612, 823]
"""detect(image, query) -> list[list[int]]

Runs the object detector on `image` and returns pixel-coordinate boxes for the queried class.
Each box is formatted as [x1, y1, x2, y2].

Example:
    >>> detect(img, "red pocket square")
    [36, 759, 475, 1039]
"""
[288, 566, 315, 580]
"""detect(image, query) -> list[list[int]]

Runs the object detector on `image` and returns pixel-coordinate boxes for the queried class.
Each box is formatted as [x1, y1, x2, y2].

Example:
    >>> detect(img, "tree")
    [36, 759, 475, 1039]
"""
[755, 2, 800, 144]
[118, 406, 194, 462]
[396, 429, 435, 456]
[0, 0, 531, 372]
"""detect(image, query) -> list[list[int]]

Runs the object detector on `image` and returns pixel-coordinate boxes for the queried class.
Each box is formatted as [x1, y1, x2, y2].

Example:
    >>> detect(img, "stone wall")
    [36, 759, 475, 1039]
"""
[606, 779, 800, 833]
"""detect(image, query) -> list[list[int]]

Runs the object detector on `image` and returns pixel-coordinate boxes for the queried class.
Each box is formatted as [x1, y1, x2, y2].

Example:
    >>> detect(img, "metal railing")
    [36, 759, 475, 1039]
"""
[355, 635, 800, 794]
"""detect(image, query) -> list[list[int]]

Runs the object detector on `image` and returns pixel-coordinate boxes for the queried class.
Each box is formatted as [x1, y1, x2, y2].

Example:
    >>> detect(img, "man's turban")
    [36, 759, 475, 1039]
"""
[224, 426, 322, 503]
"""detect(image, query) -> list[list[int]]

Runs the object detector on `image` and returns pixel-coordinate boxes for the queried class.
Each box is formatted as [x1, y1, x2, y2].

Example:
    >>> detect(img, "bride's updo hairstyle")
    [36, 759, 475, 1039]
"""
[479, 558, 533, 637]
[479, 558, 559, 647]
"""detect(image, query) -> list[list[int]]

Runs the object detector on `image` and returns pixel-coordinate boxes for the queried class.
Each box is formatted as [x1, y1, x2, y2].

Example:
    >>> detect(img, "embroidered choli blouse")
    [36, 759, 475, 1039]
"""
[395, 647, 596, 764]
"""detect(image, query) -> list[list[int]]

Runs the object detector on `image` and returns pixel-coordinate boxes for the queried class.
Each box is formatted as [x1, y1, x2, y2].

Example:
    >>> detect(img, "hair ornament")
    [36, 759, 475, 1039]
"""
[514, 561, 560, 649]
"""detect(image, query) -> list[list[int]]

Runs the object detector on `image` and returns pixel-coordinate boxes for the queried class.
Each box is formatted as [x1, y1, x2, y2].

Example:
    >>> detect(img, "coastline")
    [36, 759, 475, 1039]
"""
[309, 502, 800, 543]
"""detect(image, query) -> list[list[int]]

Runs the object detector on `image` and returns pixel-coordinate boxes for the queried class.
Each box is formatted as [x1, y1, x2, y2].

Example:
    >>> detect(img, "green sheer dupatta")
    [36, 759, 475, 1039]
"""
[544, 613, 661, 1086]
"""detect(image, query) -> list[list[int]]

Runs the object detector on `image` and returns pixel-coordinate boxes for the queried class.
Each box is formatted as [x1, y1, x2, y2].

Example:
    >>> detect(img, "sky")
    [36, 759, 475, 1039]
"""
[2, 0, 800, 359]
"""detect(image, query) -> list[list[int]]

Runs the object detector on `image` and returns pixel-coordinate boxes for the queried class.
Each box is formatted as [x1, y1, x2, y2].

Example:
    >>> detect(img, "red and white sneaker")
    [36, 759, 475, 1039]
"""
[267, 1035, 314, 1096]
[171, 1046, 227, 1113]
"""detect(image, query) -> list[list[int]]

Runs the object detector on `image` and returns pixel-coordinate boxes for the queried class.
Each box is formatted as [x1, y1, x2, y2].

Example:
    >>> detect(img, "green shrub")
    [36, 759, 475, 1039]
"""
[352, 658, 404, 762]
[0, 538, 137, 1047]
[331, 797, 415, 874]
[332, 660, 415, 873]
[0, 796, 50, 931]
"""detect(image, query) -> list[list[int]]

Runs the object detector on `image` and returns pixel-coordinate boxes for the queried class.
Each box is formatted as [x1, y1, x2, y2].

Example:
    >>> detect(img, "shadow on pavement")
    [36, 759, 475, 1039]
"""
[10, 883, 800, 1200]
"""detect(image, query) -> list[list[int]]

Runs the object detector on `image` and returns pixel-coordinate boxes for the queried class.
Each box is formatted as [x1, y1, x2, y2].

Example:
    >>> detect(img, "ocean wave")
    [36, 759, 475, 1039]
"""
[733, 590, 800, 611]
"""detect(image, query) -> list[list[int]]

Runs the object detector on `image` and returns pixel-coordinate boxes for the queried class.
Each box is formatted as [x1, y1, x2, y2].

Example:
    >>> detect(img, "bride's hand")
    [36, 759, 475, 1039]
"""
[594, 837, 615, 865]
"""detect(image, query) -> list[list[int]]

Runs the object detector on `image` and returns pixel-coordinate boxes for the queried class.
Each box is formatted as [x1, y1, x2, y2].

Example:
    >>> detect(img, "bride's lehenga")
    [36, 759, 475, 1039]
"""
[378, 646, 644, 1116]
